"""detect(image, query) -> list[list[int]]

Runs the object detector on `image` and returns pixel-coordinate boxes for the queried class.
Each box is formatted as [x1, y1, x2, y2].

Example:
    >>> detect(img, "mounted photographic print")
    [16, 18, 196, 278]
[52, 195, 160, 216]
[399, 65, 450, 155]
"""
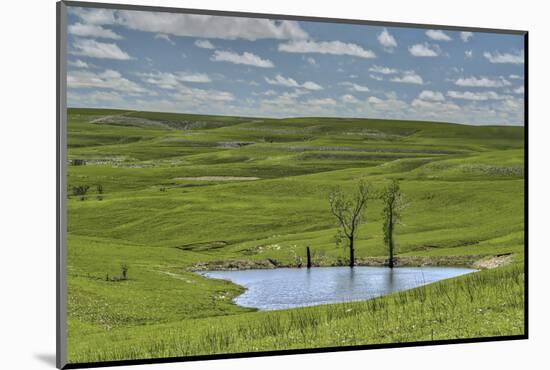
[56, 1, 527, 368]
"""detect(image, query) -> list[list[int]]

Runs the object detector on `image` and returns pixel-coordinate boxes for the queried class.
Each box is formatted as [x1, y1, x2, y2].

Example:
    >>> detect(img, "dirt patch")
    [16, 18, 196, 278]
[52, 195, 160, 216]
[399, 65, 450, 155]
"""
[191, 259, 281, 271]
[472, 253, 514, 269]
[356, 255, 483, 267]
[174, 176, 260, 181]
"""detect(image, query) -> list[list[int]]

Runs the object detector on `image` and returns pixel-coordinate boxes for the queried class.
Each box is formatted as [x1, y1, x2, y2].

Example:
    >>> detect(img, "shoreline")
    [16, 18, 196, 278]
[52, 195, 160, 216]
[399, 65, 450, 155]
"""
[190, 253, 514, 272]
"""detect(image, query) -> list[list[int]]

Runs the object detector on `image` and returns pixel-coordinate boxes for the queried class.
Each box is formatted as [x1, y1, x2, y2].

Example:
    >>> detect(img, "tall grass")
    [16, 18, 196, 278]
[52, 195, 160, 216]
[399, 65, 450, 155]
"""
[68, 263, 524, 363]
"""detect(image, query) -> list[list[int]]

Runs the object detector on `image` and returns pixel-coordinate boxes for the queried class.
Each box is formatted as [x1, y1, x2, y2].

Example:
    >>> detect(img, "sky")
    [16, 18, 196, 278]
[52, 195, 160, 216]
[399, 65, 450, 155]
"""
[66, 6, 525, 125]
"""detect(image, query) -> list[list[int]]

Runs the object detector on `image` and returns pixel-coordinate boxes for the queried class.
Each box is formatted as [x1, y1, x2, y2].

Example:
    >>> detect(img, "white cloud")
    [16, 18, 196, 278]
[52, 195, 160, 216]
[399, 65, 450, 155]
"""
[483, 51, 524, 64]
[68, 69, 145, 94]
[390, 71, 424, 85]
[70, 7, 118, 25]
[514, 86, 525, 94]
[139, 71, 211, 89]
[341, 94, 360, 104]
[340, 82, 370, 92]
[72, 8, 309, 41]
[71, 90, 125, 104]
[367, 95, 409, 112]
[369, 74, 383, 81]
[460, 32, 473, 42]
[426, 30, 452, 41]
[278, 40, 376, 59]
[465, 50, 473, 58]
[155, 34, 175, 45]
[302, 81, 323, 91]
[305, 98, 337, 106]
[378, 28, 397, 50]
[410, 99, 461, 117]
[509, 74, 523, 80]
[71, 39, 132, 60]
[368, 65, 398, 75]
[455, 76, 511, 88]
[408, 43, 440, 57]
[194, 39, 215, 49]
[418, 90, 445, 102]
[210, 50, 274, 68]
[68, 23, 123, 39]
[171, 88, 234, 103]
[265, 74, 323, 90]
[68, 59, 91, 68]
[447, 90, 510, 101]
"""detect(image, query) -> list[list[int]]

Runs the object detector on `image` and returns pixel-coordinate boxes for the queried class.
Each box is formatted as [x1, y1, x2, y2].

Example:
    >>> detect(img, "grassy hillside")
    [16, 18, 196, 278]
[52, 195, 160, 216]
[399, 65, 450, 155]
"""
[66, 108, 525, 363]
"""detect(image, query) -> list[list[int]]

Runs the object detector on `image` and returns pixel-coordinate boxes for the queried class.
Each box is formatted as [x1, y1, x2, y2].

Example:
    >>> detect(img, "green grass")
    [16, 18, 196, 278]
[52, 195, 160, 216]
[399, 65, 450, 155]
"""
[66, 108, 525, 364]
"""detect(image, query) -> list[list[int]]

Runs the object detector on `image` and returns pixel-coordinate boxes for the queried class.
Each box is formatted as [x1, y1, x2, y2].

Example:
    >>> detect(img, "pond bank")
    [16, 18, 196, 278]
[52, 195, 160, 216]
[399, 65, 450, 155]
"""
[190, 254, 514, 272]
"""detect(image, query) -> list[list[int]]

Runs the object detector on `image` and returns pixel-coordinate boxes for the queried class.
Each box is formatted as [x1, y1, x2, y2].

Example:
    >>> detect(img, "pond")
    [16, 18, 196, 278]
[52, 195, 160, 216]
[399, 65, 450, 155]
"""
[202, 266, 477, 310]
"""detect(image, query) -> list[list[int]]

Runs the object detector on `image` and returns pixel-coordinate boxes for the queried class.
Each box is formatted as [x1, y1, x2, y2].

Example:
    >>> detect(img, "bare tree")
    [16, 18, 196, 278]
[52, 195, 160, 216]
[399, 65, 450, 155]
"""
[382, 179, 405, 268]
[329, 179, 372, 267]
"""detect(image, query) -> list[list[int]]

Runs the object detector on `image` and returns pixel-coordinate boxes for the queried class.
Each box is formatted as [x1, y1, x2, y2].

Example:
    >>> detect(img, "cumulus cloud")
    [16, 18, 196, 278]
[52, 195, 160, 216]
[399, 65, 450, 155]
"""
[305, 98, 337, 106]
[418, 90, 445, 102]
[68, 59, 91, 68]
[194, 39, 215, 49]
[171, 87, 234, 103]
[68, 69, 145, 94]
[378, 28, 397, 50]
[367, 95, 409, 113]
[265, 74, 323, 90]
[71, 7, 309, 41]
[341, 94, 360, 104]
[408, 43, 440, 57]
[340, 82, 370, 92]
[514, 86, 525, 94]
[68, 23, 123, 39]
[278, 40, 376, 58]
[460, 32, 473, 42]
[210, 50, 274, 68]
[455, 76, 511, 88]
[426, 30, 452, 41]
[446, 90, 510, 101]
[138, 71, 211, 89]
[465, 50, 473, 58]
[70, 39, 132, 60]
[368, 65, 398, 75]
[483, 50, 524, 64]
[390, 71, 424, 85]
[369, 74, 384, 81]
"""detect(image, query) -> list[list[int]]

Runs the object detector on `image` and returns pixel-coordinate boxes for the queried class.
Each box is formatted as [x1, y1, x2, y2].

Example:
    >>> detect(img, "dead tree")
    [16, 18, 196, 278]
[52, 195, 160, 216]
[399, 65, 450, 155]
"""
[382, 179, 405, 268]
[329, 179, 372, 267]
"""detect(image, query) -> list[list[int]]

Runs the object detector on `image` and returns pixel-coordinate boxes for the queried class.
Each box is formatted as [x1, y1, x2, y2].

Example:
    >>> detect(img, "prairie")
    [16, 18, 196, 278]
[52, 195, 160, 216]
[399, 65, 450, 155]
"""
[66, 108, 525, 364]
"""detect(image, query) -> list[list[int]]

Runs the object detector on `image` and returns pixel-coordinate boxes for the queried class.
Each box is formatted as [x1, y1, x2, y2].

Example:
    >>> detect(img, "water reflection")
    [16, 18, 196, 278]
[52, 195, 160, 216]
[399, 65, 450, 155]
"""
[203, 266, 475, 311]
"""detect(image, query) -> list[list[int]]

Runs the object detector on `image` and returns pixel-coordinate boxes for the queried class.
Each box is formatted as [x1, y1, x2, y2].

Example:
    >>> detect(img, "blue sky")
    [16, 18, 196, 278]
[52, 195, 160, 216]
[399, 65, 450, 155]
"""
[66, 6, 525, 125]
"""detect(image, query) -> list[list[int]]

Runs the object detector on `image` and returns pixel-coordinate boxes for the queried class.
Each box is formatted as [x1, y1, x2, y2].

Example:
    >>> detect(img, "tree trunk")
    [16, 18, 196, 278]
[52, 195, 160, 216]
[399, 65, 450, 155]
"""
[306, 246, 312, 268]
[349, 236, 355, 268]
[388, 211, 394, 268]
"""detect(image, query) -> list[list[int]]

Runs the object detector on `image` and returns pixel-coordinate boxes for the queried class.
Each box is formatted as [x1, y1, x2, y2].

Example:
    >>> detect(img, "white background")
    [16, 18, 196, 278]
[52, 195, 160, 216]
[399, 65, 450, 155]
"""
[0, 0, 547, 369]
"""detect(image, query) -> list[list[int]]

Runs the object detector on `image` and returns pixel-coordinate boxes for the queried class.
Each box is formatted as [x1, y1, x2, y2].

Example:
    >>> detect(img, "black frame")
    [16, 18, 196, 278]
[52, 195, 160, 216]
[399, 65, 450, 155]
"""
[56, 1, 529, 368]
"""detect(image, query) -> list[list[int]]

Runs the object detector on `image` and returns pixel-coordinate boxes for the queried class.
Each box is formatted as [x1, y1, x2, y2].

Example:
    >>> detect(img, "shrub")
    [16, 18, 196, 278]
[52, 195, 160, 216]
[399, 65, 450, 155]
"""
[72, 185, 90, 201]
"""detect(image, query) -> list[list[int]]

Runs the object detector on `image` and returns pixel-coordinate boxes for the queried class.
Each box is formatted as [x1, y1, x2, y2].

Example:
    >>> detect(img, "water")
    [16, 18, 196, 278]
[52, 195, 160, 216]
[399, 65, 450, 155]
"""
[202, 266, 476, 310]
